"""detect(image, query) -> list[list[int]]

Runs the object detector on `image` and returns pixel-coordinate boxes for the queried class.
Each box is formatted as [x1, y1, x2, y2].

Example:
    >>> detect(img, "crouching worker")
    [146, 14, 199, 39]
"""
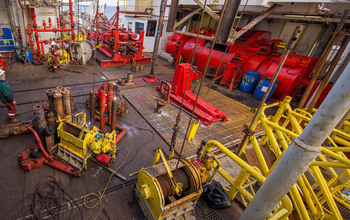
[0, 69, 17, 123]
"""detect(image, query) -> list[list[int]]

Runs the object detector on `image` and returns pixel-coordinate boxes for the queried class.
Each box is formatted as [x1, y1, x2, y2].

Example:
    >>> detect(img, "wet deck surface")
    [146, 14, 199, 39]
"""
[0, 57, 266, 219]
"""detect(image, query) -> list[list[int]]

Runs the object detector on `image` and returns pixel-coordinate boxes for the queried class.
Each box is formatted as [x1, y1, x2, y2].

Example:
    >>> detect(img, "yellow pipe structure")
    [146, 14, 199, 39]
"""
[202, 140, 293, 219]
[236, 91, 350, 220]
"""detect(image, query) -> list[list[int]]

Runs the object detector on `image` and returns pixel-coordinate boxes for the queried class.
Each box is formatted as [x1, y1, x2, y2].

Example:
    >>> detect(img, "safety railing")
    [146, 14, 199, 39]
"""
[119, 0, 151, 14]
[199, 140, 293, 220]
[236, 96, 350, 219]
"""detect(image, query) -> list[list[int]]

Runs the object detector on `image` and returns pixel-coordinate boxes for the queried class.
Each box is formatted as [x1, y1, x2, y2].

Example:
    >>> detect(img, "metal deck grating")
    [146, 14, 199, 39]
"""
[123, 86, 262, 158]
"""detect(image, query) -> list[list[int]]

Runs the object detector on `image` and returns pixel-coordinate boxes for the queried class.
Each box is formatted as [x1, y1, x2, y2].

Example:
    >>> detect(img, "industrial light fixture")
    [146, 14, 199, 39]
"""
[283, 14, 322, 19]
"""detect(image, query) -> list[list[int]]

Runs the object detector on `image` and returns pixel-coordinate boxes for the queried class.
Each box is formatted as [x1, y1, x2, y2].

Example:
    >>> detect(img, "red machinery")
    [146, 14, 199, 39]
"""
[93, 6, 151, 67]
[166, 29, 319, 100]
[26, 0, 75, 56]
[170, 63, 228, 125]
[18, 124, 80, 177]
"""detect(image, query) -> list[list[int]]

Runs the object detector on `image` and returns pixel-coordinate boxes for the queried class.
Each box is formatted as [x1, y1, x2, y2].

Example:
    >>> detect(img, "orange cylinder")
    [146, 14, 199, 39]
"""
[100, 89, 106, 131]
[107, 83, 114, 125]
[111, 97, 117, 132]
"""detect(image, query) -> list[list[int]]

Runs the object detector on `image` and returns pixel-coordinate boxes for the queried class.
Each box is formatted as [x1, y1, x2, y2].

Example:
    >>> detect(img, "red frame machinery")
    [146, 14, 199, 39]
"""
[170, 63, 228, 126]
[92, 6, 151, 67]
[26, 0, 75, 56]
[18, 124, 79, 177]
[166, 29, 319, 101]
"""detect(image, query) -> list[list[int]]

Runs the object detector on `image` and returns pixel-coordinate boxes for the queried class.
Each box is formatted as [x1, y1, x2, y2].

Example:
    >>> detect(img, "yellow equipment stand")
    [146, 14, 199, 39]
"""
[56, 112, 117, 170]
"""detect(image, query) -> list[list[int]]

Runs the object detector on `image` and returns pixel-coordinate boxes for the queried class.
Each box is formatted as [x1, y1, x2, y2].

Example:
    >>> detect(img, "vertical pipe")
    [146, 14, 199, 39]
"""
[107, 83, 114, 125]
[100, 89, 106, 131]
[150, 0, 167, 77]
[167, 0, 179, 32]
[116, 6, 119, 29]
[307, 33, 350, 112]
[239, 65, 350, 220]
[46, 89, 55, 113]
[62, 89, 71, 115]
[54, 93, 64, 118]
[69, 0, 75, 40]
[31, 8, 41, 52]
[236, 26, 303, 156]
[44, 126, 55, 154]
[90, 90, 95, 124]
[298, 9, 350, 108]
[111, 97, 117, 132]
[216, 0, 241, 44]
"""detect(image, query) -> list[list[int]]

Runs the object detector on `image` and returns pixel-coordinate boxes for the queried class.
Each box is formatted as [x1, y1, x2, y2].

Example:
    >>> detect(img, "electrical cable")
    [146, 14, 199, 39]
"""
[1, 176, 83, 220]
[82, 111, 136, 220]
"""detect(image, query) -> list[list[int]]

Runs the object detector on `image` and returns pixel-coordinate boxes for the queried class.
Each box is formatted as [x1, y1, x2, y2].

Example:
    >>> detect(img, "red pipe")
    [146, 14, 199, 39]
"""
[99, 47, 113, 58]
[116, 6, 119, 29]
[41, 43, 45, 56]
[26, 6, 33, 49]
[100, 89, 106, 131]
[31, 8, 41, 53]
[111, 98, 117, 132]
[26, 125, 51, 160]
[69, 0, 75, 40]
[32, 28, 73, 32]
[107, 83, 114, 125]
[94, 115, 128, 145]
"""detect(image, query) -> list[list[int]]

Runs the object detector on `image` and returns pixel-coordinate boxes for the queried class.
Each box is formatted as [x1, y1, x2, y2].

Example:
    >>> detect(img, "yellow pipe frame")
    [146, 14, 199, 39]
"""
[230, 96, 350, 219]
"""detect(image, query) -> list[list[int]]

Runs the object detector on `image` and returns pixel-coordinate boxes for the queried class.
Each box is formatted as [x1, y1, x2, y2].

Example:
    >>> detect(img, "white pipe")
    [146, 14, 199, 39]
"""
[240, 63, 350, 220]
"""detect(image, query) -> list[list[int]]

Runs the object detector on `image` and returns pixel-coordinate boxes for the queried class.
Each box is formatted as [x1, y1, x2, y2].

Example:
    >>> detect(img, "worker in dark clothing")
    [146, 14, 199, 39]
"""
[0, 69, 17, 123]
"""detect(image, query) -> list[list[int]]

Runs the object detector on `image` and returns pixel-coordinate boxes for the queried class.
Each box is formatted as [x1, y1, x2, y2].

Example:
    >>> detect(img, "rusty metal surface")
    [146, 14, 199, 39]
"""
[123, 86, 261, 158]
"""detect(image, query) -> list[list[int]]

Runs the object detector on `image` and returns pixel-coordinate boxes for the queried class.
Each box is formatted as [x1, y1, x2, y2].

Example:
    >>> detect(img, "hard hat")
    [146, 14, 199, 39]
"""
[0, 69, 5, 76]
[51, 41, 56, 46]
[87, 27, 91, 30]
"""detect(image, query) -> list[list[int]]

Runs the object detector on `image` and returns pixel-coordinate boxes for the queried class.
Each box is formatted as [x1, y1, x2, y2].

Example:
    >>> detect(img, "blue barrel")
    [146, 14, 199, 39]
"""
[22, 50, 33, 64]
[239, 71, 261, 93]
[14, 46, 22, 62]
[253, 76, 279, 100]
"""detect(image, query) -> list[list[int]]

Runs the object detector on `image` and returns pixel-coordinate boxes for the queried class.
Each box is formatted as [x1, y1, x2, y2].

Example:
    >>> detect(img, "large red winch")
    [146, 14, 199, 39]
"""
[93, 6, 151, 67]
[170, 63, 228, 125]
[166, 29, 319, 100]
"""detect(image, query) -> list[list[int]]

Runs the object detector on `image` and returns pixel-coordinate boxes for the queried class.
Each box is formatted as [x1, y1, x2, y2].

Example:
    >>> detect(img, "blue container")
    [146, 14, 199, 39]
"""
[239, 71, 261, 93]
[22, 50, 33, 64]
[253, 76, 279, 100]
[14, 46, 22, 62]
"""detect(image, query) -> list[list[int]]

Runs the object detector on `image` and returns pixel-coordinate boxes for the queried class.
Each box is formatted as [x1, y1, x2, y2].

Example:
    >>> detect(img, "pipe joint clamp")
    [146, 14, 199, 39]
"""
[294, 137, 322, 153]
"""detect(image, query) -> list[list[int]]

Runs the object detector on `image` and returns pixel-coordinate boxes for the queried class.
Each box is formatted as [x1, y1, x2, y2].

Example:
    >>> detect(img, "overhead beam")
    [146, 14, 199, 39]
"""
[173, 8, 202, 30]
[193, 0, 220, 22]
[227, 4, 281, 44]
[174, 30, 213, 40]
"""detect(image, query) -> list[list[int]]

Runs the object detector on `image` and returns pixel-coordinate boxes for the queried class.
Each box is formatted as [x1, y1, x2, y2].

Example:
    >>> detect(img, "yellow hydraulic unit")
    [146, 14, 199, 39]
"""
[56, 112, 117, 170]
[135, 149, 203, 220]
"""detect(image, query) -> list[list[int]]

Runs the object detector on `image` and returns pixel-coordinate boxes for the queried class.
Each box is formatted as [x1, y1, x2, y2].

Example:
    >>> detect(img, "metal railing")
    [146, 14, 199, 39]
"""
[119, 0, 151, 14]
[236, 96, 350, 219]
